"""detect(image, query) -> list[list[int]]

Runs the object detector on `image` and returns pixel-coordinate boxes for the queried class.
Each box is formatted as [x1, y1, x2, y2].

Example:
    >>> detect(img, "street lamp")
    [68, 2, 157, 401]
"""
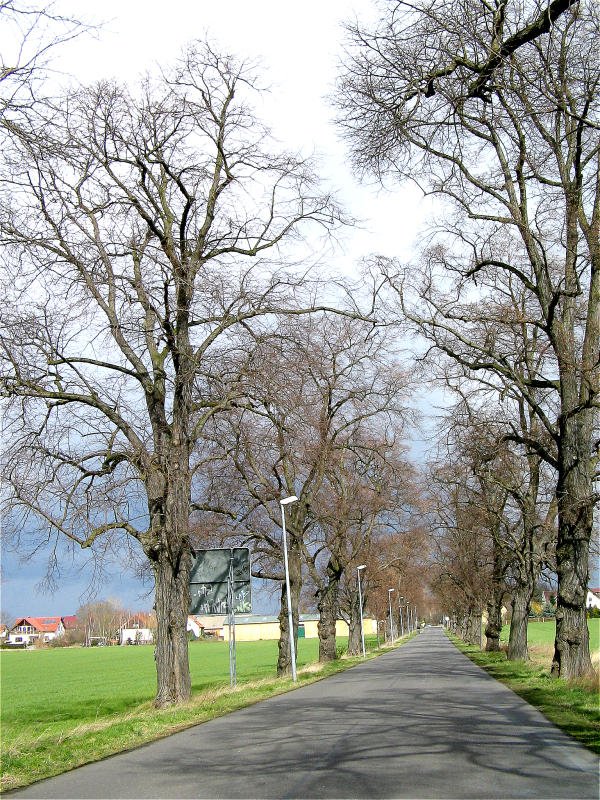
[280, 495, 298, 682]
[357, 565, 366, 658]
[398, 595, 405, 637]
[388, 588, 395, 642]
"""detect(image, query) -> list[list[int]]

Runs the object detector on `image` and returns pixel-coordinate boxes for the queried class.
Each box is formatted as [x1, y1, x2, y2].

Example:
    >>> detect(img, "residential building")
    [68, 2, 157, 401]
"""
[188, 613, 378, 642]
[586, 588, 600, 610]
[7, 616, 66, 645]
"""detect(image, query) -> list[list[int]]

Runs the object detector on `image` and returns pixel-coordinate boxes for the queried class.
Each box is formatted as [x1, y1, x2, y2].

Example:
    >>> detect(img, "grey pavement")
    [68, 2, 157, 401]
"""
[11, 628, 599, 799]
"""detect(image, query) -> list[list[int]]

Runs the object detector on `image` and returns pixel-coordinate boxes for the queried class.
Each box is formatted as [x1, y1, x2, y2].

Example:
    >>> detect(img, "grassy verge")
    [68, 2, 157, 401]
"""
[449, 630, 600, 755]
[0, 635, 404, 792]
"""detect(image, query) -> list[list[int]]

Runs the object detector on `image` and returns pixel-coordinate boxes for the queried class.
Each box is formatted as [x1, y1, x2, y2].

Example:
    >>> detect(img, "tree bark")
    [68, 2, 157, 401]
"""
[549, 179, 596, 678]
[277, 540, 301, 676]
[551, 416, 593, 677]
[485, 539, 505, 651]
[317, 591, 337, 662]
[144, 458, 193, 706]
[484, 600, 503, 652]
[464, 606, 482, 646]
[347, 591, 362, 656]
[152, 544, 192, 706]
[317, 558, 342, 662]
[508, 586, 532, 661]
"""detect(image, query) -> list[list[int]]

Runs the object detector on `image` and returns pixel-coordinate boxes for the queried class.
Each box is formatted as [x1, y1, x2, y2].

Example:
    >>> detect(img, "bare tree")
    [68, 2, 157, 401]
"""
[196, 312, 411, 670]
[1, 1, 90, 127]
[0, 42, 348, 705]
[305, 432, 417, 660]
[428, 462, 494, 645]
[439, 400, 556, 656]
[337, 0, 599, 678]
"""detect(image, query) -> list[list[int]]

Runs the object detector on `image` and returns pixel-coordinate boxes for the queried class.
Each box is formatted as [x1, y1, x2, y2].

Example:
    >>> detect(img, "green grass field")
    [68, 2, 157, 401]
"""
[0, 636, 379, 791]
[500, 619, 600, 653]
[1, 638, 320, 731]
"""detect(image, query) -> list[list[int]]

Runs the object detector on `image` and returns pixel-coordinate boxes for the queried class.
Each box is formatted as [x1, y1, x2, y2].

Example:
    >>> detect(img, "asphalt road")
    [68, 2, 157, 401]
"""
[12, 628, 599, 799]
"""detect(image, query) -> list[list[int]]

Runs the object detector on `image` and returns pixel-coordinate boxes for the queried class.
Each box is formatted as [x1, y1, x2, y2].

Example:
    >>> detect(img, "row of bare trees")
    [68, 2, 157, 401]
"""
[191, 312, 422, 671]
[337, 0, 599, 679]
[1, 0, 597, 709]
[0, 19, 422, 704]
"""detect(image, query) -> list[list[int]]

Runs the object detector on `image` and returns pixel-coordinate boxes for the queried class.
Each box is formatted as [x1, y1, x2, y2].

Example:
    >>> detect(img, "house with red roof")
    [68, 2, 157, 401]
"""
[7, 616, 77, 646]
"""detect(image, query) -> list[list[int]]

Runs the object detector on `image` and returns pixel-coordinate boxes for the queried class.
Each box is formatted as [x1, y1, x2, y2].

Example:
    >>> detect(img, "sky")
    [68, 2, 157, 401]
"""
[0, 0, 439, 620]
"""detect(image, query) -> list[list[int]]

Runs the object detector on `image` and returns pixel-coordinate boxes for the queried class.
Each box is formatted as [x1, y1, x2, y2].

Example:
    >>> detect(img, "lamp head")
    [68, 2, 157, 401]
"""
[388, 588, 395, 594]
[357, 564, 366, 571]
[280, 495, 298, 506]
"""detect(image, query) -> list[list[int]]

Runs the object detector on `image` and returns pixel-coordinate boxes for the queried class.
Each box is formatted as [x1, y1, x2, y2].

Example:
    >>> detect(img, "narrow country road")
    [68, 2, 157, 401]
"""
[12, 628, 599, 799]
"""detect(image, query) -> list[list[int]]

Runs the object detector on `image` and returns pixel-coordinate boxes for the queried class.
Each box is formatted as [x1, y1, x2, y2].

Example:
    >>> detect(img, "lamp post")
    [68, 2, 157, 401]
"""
[398, 596, 405, 637]
[357, 565, 366, 657]
[388, 588, 395, 642]
[280, 495, 298, 682]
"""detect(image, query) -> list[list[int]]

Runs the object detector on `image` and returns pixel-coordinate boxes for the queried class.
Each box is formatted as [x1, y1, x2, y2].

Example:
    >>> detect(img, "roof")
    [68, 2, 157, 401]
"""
[61, 615, 79, 629]
[12, 616, 63, 633]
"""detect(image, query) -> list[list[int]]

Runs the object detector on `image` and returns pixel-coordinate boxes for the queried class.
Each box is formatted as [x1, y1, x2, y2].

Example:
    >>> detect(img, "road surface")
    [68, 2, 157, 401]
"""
[11, 627, 599, 798]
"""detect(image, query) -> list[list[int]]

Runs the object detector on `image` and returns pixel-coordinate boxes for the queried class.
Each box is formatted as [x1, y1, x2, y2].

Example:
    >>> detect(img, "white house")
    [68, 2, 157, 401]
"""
[586, 589, 600, 610]
[7, 617, 65, 645]
[187, 615, 205, 638]
[119, 627, 153, 645]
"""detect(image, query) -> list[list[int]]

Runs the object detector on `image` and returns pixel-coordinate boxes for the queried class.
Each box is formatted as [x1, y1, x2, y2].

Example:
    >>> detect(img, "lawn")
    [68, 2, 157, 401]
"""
[500, 618, 600, 654]
[0, 635, 379, 791]
[1, 638, 321, 731]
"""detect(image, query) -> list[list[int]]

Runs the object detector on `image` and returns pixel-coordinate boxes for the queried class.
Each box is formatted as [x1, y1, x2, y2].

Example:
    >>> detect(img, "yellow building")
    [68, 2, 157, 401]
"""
[190, 613, 378, 642]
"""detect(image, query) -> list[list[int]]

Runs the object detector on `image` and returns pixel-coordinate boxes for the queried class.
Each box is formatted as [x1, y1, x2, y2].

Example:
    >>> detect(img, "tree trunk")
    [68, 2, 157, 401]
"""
[153, 545, 192, 707]
[550, 187, 597, 679]
[145, 453, 193, 707]
[508, 586, 531, 661]
[464, 606, 482, 646]
[485, 540, 505, 652]
[277, 540, 301, 676]
[551, 412, 594, 678]
[317, 559, 341, 662]
[484, 600, 503, 652]
[317, 591, 337, 662]
[347, 591, 362, 656]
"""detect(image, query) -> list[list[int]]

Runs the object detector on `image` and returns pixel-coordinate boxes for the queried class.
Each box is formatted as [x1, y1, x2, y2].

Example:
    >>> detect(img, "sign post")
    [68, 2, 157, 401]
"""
[189, 547, 251, 687]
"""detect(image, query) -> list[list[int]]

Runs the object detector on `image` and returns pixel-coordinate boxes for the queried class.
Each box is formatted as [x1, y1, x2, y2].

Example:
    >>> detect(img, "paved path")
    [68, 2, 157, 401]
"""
[12, 628, 599, 799]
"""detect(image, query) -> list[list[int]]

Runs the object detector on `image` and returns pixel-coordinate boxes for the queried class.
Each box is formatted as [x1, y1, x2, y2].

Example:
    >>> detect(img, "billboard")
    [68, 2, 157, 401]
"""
[189, 547, 251, 615]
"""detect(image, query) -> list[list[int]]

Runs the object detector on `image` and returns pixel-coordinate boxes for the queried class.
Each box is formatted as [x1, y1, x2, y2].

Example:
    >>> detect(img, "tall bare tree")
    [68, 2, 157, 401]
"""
[196, 312, 412, 670]
[337, 0, 599, 678]
[0, 42, 347, 705]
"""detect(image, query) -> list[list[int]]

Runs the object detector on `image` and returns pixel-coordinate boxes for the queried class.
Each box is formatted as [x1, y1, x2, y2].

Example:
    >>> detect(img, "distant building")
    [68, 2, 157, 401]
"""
[586, 589, 600, 610]
[119, 627, 153, 645]
[187, 615, 205, 638]
[188, 613, 378, 642]
[7, 616, 66, 645]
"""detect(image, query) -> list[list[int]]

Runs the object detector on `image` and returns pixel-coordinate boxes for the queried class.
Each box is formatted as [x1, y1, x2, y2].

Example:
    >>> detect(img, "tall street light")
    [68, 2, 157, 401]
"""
[388, 588, 395, 642]
[398, 595, 405, 637]
[357, 565, 366, 657]
[280, 495, 298, 682]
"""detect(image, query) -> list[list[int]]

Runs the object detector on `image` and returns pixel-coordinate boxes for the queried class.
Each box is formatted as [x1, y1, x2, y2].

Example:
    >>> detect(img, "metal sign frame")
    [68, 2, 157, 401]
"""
[189, 547, 251, 687]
